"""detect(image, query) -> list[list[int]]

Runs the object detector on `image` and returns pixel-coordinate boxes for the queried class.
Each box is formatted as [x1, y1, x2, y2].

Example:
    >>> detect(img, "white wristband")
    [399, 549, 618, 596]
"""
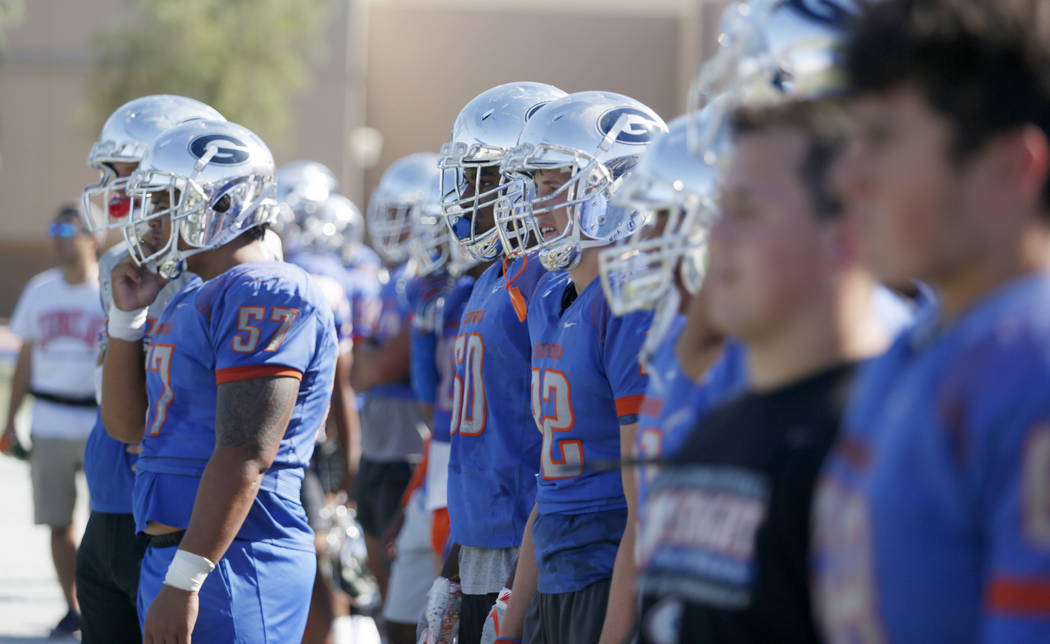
[107, 306, 148, 342]
[163, 549, 216, 592]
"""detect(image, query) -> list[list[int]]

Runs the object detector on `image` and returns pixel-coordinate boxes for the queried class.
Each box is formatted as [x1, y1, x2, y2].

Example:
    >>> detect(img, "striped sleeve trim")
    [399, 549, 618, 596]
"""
[986, 577, 1050, 614]
[615, 394, 646, 419]
[215, 365, 303, 385]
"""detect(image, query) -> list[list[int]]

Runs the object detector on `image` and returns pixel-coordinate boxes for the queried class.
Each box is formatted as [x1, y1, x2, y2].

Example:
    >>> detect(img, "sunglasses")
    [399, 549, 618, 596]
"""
[49, 222, 83, 239]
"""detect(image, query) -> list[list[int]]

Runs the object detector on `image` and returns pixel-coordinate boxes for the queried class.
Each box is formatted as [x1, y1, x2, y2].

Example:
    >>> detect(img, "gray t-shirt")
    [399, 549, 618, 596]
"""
[459, 545, 519, 596]
[358, 394, 426, 462]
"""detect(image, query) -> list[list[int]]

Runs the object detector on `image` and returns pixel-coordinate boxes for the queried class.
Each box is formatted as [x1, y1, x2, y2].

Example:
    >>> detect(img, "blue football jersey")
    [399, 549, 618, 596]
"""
[132, 262, 337, 544]
[290, 250, 381, 346]
[447, 255, 549, 549]
[813, 275, 1050, 643]
[411, 301, 441, 409]
[636, 318, 748, 509]
[361, 262, 439, 401]
[87, 244, 191, 514]
[526, 271, 651, 593]
[410, 269, 455, 409]
[285, 251, 354, 342]
[528, 272, 652, 515]
[429, 275, 476, 444]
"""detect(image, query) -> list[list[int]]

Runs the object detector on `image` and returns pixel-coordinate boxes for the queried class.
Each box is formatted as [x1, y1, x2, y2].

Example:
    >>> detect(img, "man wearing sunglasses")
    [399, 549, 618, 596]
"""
[3, 205, 104, 637]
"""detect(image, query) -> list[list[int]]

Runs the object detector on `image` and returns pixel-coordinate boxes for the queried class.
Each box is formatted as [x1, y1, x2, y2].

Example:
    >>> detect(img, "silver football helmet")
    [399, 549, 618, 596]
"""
[407, 172, 450, 276]
[82, 95, 224, 233]
[495, 91, 667, 271]
[295, 193, 365, 261]
[273, 160, 340, 254]
[122, 119, 279, 279]
[409, 195, 479, 278]
[598, 101, 732, 317]
[688, 0, 861, 154]
[440, 82, 568, 262]
[319, 504, 380, 612]
[367, 153, 441, 264]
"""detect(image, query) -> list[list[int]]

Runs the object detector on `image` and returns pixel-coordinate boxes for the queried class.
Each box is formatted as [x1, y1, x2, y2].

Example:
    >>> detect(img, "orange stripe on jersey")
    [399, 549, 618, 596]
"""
[986, 577, 1050, 614]
[215, 365, 303, 384]
[615, 394, 646, 418]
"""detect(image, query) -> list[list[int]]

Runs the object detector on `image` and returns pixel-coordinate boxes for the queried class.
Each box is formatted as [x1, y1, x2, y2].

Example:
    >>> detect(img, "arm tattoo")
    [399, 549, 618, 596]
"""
[215, 376, 300, 455]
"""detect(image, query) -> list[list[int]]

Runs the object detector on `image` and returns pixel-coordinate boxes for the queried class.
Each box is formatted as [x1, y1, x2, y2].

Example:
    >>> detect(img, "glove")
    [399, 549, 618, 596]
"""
[416, 577, 461, 644]
[480, 586, 513, 644]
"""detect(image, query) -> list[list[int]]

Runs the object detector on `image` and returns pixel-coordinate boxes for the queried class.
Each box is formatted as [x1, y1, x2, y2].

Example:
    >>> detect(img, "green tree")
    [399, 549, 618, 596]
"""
[90, 0, 334, 146]
[0, 0, 24, 53]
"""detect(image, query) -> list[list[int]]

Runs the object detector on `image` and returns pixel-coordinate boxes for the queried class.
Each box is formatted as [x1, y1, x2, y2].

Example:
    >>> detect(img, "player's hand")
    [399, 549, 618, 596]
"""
[416, 576, 461, 644]
[111, 255, 165, 312]
[1, 420, 15, 452]
[338, 463, 357, 500]
[383, 507, 406, 559]
[144, 584, 198, 644]
[0, 422, 29, 461]
[480, 586, 512, 644]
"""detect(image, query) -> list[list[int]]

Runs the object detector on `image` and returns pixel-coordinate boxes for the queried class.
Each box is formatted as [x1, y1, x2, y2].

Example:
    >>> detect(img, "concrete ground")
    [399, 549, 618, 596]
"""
[0, 447, 87, 643]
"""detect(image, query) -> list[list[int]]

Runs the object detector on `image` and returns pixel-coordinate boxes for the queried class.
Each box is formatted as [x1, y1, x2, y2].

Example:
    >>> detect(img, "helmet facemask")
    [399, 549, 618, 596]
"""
[598, 180, 715, 317]
[439, 144, 509, 262]
[82, 169, 138, 233]
[125, 168, 277, 279]
[366, 198, 414, 264]
[495, 144, 617, 271]
[408, 203, 451, 276]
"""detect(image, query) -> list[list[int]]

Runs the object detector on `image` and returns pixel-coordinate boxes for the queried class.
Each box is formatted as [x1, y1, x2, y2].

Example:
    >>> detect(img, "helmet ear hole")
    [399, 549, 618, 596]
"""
[213, 193, 232, 213]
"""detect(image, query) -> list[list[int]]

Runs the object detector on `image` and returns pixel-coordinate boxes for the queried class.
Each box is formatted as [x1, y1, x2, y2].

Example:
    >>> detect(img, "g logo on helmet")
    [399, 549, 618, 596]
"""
[189, 134, 250, 165]
[597, 107, 661, 145]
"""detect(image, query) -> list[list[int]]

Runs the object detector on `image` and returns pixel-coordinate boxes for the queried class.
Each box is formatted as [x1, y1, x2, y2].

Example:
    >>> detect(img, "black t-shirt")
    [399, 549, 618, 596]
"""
[637, 362, 859, 644]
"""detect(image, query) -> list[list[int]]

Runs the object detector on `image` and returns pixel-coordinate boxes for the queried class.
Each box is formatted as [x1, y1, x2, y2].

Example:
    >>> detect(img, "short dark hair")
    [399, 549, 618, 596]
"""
[845, 0, 1050, 209]
[730, 101, 847, 221]
[240, 223, 269, 242]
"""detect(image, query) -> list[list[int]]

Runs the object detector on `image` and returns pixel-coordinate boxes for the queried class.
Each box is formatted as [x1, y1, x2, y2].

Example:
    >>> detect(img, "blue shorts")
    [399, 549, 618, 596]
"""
[138, 538, 316, 643]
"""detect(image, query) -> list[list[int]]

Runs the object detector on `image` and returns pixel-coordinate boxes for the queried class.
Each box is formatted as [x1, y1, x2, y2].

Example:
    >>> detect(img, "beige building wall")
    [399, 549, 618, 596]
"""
[0, 0, 727, 316]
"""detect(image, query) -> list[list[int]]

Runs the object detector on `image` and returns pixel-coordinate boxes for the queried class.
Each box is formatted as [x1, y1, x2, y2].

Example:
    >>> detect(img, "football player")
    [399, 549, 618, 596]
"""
[493, 91, 666, 643]
[355, 153, 439, 617]
[814, 1, 1050, 641]
[100, 119, 337, 642]
[418, 82, 567, 644]
[77, 94, 224, 643]
[406, 187, 481, 568]
[636, 94, 891, 642]
[598, 107, 747, 515]
[274, 161, 362, 644]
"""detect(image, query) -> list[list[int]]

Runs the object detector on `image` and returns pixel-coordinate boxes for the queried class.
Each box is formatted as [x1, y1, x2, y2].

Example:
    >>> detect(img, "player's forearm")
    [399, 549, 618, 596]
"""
[420, 402, 435, 427]
[101, 337, 148, 443]
[4, 344, 31, 428]
[181, 375, 297, 563]
[599, 424, 642, 642]
[332, 350, 361, 477]
[599, 511, 638, 644]
[501, 505, 539, 639]
[179, 447, 270, 564]
[349, 331, 412, 390]
[439, 542, 462, 580]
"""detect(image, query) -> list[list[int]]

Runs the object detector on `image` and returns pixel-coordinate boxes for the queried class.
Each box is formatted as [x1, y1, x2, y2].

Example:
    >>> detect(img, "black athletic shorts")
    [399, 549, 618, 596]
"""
[353, 457, 413, 537]
[75, 511, 149, 644]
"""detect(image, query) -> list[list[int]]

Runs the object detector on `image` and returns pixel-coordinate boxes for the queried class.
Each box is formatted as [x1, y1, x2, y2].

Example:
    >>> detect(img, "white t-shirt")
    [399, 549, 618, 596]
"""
[10, 268, 105, 439]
